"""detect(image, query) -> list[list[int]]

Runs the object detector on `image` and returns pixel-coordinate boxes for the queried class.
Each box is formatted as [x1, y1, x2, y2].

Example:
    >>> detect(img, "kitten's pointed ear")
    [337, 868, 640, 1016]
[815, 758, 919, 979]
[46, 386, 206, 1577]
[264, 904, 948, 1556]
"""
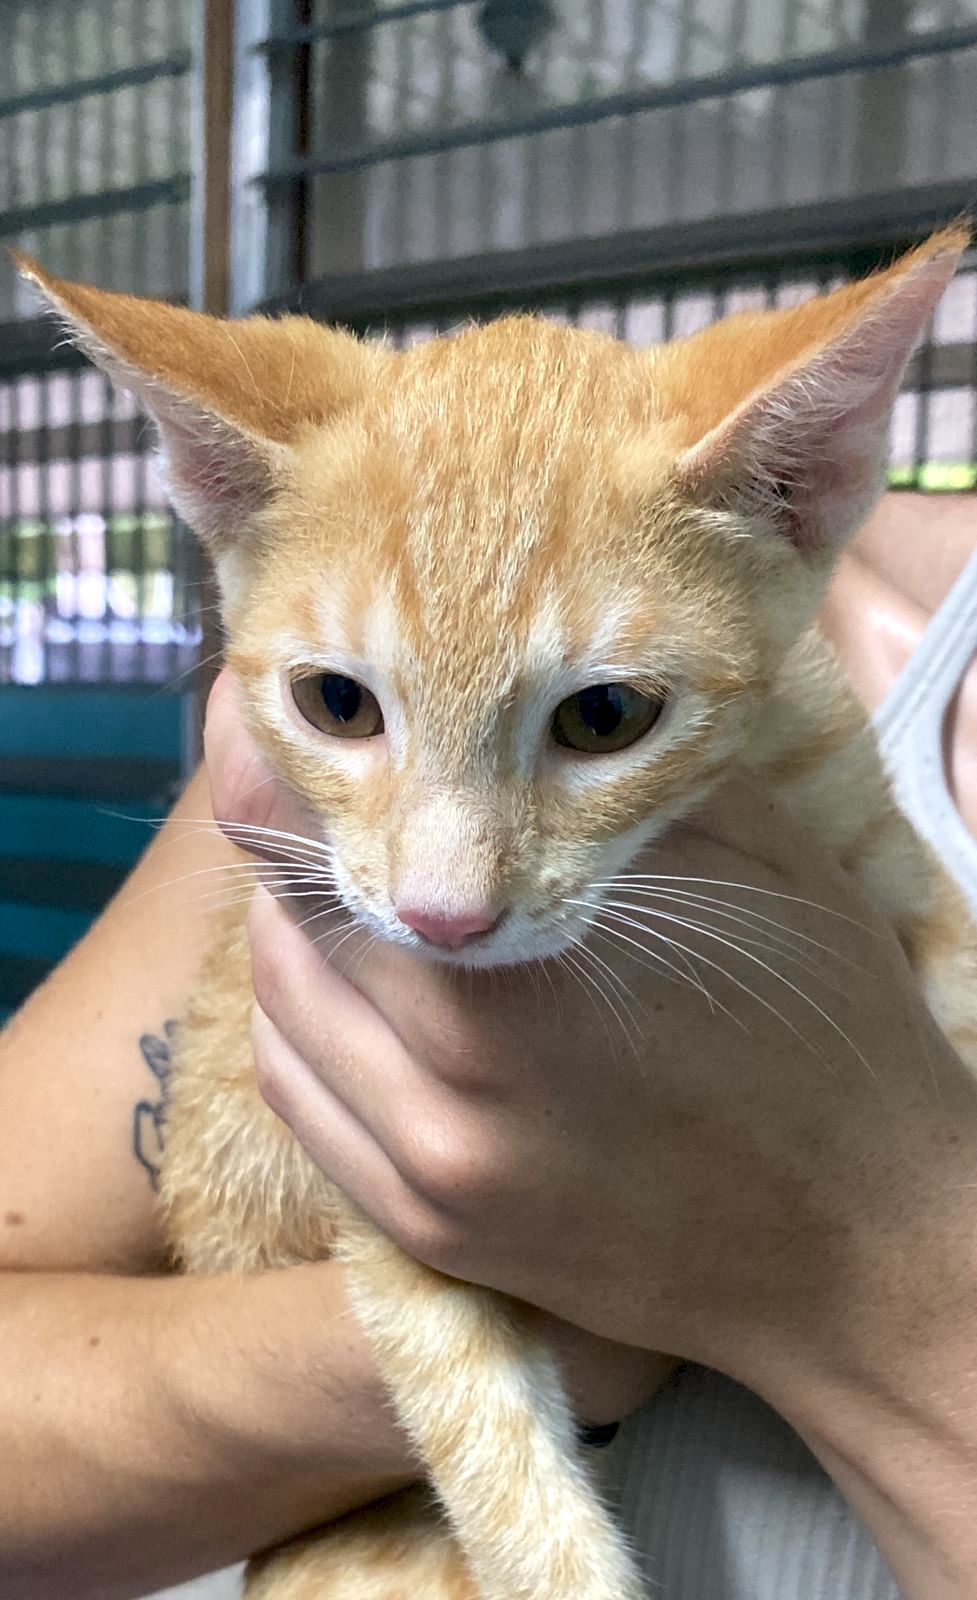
[668, 224, 969, 556]
[14, 255, 382, 549]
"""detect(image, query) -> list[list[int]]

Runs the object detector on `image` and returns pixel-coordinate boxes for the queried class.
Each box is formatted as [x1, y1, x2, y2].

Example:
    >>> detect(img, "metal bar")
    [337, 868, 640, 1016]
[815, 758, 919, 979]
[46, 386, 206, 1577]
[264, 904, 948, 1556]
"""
[228, 0, 276, 313]
[229, 0, 303, 312]
[258, 22, 977, 183]
[190, 0, 235, 315]
[259, 0, 474, 47]
[0, 54, 191, 123]
[188, 0, 235, 752]
[257, 179, 977, 323]
[0, 177, 191, 240]
[0, 321, 107, 382]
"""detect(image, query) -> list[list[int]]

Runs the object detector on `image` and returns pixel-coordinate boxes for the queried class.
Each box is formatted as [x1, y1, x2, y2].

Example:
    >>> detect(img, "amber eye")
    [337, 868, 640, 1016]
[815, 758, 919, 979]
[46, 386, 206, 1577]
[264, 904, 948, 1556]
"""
[292, 673, 384, 739]
[552, 683, 664, 754]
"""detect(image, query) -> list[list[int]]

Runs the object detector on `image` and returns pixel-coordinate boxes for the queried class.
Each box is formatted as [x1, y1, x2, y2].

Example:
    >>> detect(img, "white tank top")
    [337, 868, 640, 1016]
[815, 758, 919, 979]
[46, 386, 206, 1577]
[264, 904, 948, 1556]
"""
[147, 547, 977, 1600]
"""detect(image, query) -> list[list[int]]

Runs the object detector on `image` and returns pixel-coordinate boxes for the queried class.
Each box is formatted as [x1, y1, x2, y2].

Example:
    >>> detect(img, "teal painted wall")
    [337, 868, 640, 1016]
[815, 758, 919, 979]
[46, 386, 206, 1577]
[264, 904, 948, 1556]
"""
[0, 687, 187, 1020]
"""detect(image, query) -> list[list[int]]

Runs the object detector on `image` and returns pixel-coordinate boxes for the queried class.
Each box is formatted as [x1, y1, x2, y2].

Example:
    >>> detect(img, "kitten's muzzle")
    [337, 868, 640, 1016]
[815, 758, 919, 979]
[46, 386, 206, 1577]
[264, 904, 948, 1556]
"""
[398, 904, 504, 950]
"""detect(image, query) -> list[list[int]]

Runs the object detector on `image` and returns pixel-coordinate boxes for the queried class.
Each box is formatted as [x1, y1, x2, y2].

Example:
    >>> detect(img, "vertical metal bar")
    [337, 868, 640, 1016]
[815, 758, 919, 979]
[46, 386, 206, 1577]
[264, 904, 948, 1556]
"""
[63, 0, 83, 281]
[230, 0, 293, 313]
[10, 376, 24, 685]
[767, 0, 799, 209]
[308, 0, 374, 277]
[716, 0, 746, 213]
[664, 0, 694, 226]
[391, 10, 413, 271]
[432, 6, 452, 259]
[130, 0, 147, 685]
[190, 0, 236, 315]
[70, 368, 85, 689]
[34, 374, 51, 686]
[662, 284, 675, 342]
[188, 0, 236, 758]
[912, 306, 936, 491]
[855, 0, 909, 198]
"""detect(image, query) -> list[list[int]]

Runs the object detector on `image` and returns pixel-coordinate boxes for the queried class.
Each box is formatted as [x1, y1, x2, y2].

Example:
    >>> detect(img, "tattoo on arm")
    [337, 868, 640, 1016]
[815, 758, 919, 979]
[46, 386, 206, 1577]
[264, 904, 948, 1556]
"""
[133, 1020, 176, 1191]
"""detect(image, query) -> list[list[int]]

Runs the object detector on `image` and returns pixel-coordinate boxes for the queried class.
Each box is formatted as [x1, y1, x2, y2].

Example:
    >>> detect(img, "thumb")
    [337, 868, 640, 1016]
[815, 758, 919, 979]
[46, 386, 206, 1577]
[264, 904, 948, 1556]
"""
[204, 668, 319, 859]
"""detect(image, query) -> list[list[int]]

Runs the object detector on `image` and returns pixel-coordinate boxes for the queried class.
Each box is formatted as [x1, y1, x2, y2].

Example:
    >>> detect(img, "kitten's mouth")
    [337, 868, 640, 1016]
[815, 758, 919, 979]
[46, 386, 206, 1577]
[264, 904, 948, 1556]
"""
[400, 908, 590, 971]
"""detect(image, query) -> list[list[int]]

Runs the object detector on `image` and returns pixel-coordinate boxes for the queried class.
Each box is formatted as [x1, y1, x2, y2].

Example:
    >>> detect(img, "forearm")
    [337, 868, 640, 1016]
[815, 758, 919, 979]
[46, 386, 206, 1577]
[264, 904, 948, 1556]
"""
[0, 1261, 414, 1600]
[778, 1362, 977, 1600]
[749, 1166, 977, 1600]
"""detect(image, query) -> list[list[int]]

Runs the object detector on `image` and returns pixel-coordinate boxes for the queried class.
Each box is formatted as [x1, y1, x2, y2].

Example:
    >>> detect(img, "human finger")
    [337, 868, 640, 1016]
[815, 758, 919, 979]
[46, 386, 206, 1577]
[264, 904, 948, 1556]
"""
[248, 888, 477, 1169]
[250, 1000, 408, 1216]
[205, 668, 321, 861]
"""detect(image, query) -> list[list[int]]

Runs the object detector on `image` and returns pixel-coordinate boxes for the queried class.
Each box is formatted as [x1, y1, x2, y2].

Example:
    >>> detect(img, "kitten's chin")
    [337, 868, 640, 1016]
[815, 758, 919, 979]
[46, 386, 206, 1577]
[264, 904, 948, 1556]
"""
[394, 914, 595, 972]
[420, 924, 583, 971]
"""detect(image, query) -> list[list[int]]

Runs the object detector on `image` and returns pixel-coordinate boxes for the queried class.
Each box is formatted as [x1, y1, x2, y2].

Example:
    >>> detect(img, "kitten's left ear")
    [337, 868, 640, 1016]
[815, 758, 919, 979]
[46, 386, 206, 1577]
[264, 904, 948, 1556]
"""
[669, 224, 968, 556]
[14, 255, 384, 551]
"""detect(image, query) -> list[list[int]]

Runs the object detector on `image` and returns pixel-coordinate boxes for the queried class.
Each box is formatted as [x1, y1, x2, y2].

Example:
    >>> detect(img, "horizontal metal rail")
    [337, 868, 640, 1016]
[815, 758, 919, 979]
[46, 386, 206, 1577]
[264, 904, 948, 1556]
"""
[258, 180, 977, 323]
[259, 0, 473, 47]
[0, 177, 191, 241]
[258, 21, 977, 183]
[0, 53, 191, 123]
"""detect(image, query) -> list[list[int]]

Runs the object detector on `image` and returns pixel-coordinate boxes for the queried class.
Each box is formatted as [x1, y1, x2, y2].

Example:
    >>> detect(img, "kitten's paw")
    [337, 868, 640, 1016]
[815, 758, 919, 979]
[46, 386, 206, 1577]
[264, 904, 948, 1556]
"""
[245, 1487, 477, 1600]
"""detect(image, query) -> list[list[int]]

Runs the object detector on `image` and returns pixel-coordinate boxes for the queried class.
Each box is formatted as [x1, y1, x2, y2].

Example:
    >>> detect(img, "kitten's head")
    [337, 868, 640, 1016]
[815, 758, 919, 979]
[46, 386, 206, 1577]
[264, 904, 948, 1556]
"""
[18, 229, 965, 965]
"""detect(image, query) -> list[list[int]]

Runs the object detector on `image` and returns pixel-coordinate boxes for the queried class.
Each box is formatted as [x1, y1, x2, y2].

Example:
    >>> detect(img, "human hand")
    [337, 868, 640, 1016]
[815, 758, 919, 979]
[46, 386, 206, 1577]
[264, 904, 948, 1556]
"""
[244, 777, 977, 1386]
[209, 663, 977, 1402]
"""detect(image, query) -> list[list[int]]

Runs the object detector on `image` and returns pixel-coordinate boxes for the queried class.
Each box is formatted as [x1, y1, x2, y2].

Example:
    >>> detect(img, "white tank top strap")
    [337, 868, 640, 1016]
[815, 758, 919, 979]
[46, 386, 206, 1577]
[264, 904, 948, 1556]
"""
[874, 539, 977, 915]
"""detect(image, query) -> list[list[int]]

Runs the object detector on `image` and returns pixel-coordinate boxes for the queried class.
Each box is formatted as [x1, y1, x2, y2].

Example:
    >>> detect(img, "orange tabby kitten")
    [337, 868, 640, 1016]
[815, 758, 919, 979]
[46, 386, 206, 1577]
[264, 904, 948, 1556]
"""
[19, 225, 977, 1600]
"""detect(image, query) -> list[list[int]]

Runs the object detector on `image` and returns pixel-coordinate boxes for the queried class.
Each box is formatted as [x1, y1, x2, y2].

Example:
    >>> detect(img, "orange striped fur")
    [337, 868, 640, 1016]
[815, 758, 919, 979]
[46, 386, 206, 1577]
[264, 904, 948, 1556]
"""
[18, 226, 977, 1598]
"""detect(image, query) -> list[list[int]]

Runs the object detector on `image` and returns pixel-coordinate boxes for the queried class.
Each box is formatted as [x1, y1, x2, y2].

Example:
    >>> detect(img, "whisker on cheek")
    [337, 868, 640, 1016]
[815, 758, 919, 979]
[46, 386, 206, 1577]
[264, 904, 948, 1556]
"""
[592, 879, 865, 968]
[596, 899, 874, 1077]
[563, 937, 644, 1060]
[594, 873, 875, 932]
[595, 897, 843, 994]
[566, 896, 717, 1005]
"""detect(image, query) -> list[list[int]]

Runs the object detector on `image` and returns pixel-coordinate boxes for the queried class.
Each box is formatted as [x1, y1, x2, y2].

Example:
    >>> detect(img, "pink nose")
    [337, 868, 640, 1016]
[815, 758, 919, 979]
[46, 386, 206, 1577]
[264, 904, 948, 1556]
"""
[398, 905, 501, 950]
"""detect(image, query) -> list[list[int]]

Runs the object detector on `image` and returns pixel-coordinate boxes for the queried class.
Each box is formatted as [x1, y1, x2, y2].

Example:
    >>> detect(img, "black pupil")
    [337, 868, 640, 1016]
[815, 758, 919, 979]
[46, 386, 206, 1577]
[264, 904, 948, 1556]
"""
[321, 674, 362, 724]
[577, 684, 625, 737]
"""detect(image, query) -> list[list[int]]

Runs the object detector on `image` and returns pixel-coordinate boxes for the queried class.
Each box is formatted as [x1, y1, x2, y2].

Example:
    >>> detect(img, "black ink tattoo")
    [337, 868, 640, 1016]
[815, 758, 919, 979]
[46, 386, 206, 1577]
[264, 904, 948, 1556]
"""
[133, 1020, 177, 1191]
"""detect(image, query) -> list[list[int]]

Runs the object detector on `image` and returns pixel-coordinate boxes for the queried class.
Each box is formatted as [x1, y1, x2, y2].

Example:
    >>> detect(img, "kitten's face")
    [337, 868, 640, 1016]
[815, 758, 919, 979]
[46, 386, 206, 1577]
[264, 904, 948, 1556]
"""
[20, 230, 960, 966]
[227, 322, 796, 967]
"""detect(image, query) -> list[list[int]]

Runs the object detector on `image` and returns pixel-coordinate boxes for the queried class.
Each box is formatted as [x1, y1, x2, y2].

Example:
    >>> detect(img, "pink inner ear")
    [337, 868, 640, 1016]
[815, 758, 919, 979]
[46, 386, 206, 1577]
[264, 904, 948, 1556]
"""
[680, 244, 962, 556]
[161, 415, 278, 544]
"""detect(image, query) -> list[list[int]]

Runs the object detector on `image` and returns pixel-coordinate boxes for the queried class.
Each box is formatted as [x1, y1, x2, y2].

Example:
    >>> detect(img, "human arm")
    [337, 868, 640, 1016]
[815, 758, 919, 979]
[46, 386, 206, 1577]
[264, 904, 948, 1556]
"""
[0, 758, 662, 1599]
[0, 770, 412, 1600]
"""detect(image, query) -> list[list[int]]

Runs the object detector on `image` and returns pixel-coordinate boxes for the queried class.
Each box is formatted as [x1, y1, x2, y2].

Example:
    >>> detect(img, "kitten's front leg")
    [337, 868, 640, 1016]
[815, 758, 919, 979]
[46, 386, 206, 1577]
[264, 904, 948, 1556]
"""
[335, 1204, 646, 1600]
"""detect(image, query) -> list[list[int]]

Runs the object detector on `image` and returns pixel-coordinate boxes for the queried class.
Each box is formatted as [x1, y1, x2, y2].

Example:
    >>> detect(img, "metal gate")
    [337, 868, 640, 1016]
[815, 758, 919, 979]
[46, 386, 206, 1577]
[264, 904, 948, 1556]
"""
[230, 0, 977, 489]
[0, 0, 200, 686]
[3, 0, 976, 687]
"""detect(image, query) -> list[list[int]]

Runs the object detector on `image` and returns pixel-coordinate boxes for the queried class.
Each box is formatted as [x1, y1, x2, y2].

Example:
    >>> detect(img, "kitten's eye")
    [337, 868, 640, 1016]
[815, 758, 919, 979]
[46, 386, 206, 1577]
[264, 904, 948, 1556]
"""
[552, 683, 664, 754]
[292, 673, 384, 739]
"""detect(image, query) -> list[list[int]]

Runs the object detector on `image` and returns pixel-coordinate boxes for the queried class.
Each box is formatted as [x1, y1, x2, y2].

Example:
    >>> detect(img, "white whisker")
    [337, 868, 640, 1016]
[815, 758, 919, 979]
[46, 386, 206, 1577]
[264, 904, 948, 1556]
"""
[555, 947, 614, 1039]
[597, 896, 837, 991]
[567, 898, 719, 1008]
[565, 936, 643, 1057]
[585, 906, 811, 1045]
[588, 902, 872, 1076]
[582, 917, 737, 1027]
[595, 874, 875, 932]
[593, 880, 862, 969]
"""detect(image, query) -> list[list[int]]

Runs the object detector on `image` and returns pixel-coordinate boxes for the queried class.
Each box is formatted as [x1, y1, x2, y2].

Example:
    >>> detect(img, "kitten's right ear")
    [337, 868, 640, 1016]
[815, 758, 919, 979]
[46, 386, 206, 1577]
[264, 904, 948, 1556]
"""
[14, 255, 383, 552]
